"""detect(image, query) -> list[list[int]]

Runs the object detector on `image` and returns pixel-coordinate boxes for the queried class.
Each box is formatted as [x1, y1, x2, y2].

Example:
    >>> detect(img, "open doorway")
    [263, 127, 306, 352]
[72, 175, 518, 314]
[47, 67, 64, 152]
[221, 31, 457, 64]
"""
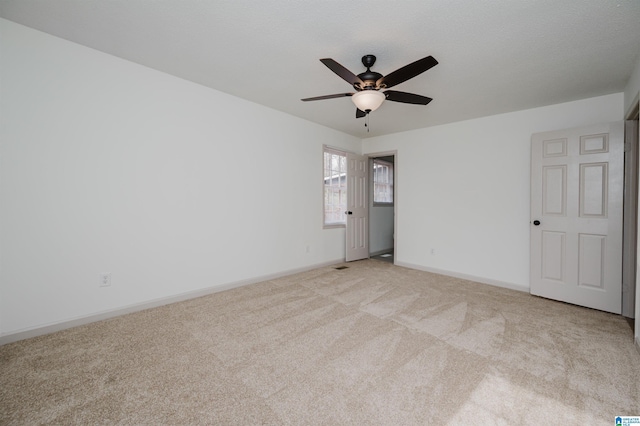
[368, 152, 396, 264]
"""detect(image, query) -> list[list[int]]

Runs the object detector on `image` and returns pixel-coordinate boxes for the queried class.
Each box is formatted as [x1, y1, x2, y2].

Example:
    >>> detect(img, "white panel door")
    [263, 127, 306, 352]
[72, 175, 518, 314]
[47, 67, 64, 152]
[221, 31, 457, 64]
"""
[345, 152, 369, 262]
[530, 122, 624, 314]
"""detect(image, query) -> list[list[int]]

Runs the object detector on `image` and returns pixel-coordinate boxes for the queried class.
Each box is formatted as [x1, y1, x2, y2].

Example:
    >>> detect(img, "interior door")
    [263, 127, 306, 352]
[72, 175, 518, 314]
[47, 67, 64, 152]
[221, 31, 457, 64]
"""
[530, 122, 624, 314]
[345, 152, 369, 262]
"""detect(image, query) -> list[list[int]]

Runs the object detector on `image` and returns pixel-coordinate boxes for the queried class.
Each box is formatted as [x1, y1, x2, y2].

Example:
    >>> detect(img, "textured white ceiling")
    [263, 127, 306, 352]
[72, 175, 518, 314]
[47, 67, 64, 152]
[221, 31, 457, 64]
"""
[1, 0, 639, 137]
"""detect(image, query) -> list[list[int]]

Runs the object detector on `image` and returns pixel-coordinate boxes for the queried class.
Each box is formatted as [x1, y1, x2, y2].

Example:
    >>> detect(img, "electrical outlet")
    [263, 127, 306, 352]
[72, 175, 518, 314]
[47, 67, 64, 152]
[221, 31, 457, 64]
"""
[98, 272, 111, 287]
[305, 245, 311, 253]
[430, 248, 436, 255]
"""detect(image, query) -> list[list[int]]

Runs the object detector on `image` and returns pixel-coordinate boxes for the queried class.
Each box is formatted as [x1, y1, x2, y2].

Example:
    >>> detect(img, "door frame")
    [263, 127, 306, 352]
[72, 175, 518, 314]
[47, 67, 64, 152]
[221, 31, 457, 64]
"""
[367, 150, 398, 265]
[623, 94, 640, 350]
[623, 118, 639, 318]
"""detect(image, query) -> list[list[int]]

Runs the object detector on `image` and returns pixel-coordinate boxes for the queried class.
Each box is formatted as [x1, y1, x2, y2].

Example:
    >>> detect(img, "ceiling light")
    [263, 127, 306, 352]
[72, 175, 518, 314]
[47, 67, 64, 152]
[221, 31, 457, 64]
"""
[351, 90, 385, 113]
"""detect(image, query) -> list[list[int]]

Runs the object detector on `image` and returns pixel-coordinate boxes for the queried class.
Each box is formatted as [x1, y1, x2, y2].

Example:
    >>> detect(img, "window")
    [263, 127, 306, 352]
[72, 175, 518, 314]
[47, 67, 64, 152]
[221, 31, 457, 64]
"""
[373, 159, 393, 204]
[324, 148, 347, 226]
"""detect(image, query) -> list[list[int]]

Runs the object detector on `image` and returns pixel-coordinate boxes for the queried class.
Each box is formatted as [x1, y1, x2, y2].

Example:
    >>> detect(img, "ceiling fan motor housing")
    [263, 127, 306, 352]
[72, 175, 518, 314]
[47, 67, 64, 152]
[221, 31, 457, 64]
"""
[356, 54, 383, 90]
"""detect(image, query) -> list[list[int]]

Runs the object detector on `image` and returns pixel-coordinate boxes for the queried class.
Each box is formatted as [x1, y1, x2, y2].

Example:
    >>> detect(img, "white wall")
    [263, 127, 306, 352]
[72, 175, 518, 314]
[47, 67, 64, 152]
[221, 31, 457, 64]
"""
[369, 204, 394, 255]
[363, 93, 624, 291]
[0, 19, 360, 337]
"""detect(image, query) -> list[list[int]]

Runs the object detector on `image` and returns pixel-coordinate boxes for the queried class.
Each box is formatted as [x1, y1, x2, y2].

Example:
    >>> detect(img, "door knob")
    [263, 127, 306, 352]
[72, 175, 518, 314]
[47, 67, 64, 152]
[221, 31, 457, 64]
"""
[533, 220, 541, 226]
[345, 211, 353, 215]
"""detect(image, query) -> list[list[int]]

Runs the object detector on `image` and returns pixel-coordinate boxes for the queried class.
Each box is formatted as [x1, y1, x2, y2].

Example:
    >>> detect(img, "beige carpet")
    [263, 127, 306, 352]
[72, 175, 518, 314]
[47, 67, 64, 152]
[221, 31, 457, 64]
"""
[1, 260, 639, 424]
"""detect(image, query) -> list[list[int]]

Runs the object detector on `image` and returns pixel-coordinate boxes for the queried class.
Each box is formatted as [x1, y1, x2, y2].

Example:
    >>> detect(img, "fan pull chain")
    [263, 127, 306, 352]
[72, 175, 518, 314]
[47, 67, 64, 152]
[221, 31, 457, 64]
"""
[365, 113, 370, 132]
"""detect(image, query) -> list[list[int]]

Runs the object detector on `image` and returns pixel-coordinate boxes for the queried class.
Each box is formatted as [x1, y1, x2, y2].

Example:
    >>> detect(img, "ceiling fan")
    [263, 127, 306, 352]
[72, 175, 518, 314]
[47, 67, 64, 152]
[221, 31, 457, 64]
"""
[301, 54, 438, 118]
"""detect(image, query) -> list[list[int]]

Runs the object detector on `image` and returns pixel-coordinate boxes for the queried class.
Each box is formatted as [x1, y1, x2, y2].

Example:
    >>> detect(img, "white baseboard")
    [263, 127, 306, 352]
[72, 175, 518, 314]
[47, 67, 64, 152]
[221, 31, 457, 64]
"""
[0, 259, 344, 346]
[395, 261, 529, 293]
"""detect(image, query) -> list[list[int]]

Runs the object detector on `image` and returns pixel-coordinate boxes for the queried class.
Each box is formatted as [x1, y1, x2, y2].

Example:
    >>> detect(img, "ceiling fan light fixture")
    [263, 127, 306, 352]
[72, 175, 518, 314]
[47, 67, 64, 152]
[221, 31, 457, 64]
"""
[351, 90, 385, 112]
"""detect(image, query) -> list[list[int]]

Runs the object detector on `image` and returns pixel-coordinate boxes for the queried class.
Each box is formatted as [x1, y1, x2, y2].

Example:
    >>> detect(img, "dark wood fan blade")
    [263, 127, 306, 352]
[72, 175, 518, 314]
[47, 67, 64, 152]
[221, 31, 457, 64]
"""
[377, 56, 438, 89]
[301, 93, 354, 102]
[320, 58, 364, 86]
[384, 90, 433, 105]
[356, 108, 366, 118]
